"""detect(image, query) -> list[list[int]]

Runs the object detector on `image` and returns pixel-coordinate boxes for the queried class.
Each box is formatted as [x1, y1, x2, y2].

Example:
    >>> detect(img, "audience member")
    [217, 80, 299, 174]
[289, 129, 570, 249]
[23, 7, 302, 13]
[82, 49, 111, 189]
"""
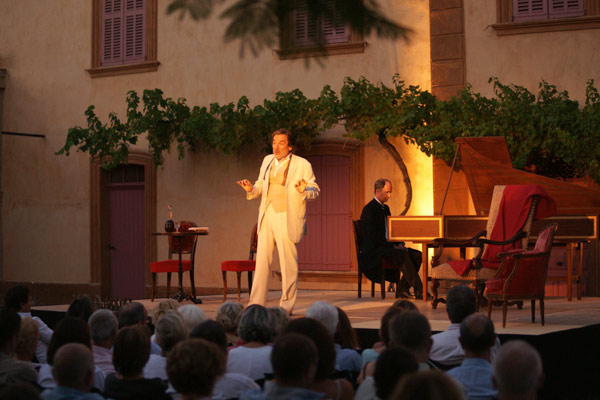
[493, 340, 544, 400]
[66, 296, 96, 323]
[190, 320, 260, 400]
[144, 311, 187, 382]
[447, 314, 498, 400]
[429, 285, 500, 369]
[103, 325, 170, 400]
[284, 318, 354, 400]
[0, 306, 39, 389]
[0, 381, 42, 400]
[334, 307, 360, 352]
[268, 306, 290, 338]
[241, 333, 323, 400]
[305, 301, 361, 376]
[38, 317, 105, 393]
[178, 304, 207, 334]
[150, 299, 180, 326]
[390, 370, 464, 400]
[389, 311, 433, 371]
[40, 343, 104, 400]
[227, 305, 275, 383]
[14, 316, 40, 363]
[360, 305, 408, 367]
[88, 309, 118, 375]
[167, 339, 226, 400]
[4, 285, 53, 364]
[356, 347, 418, 400]
[118, 302, 161, 355]
[215, 301, 244, 347]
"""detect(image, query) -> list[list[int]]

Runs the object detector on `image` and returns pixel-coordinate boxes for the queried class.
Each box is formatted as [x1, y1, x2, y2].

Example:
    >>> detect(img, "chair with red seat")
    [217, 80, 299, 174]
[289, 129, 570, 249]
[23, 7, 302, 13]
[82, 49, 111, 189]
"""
[150, 221, 198, 301]
[485, 223, 558, 328]
[221, 224, 258, 302]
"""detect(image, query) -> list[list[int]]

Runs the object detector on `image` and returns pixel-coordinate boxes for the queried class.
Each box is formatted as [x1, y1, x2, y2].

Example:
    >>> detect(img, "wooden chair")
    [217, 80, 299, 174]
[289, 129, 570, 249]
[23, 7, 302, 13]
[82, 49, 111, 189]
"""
[150, 221, 198, 301]
[221, 224, 258, 302]
[429, 185, 543, 310]
[485, 223, 558, 328]
[352, 219, 402, 299]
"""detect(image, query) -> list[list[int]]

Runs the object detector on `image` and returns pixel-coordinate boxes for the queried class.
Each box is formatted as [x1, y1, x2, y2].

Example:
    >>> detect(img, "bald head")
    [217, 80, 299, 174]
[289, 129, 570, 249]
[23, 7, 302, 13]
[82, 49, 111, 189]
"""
[494, 340, 543, 399]
[52, 343, 95, 392]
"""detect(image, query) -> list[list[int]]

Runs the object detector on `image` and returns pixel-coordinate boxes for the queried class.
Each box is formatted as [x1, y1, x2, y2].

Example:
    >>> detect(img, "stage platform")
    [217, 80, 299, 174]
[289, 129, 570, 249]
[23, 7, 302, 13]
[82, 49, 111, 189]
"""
[33, 290, 600, 400]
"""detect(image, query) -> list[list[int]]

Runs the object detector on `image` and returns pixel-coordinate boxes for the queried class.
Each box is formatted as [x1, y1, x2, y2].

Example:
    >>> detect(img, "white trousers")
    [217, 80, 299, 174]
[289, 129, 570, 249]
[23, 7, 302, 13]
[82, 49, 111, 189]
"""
[249, 204, 299, 313]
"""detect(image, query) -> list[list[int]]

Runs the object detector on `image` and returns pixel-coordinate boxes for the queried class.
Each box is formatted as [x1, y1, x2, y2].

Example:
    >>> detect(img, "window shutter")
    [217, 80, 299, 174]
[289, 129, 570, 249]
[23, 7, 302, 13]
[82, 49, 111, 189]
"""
[549, 0, 585, 18]
[293, 0, 318, 46]
[102, 0, 123, 66]
[124, 0, 146, 62]
[322, 0, 349, 44]
[513, 0, 548, 21]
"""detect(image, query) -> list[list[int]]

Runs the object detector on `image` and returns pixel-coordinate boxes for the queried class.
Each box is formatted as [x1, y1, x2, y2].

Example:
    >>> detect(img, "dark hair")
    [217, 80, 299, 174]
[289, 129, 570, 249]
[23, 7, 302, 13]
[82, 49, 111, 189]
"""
[334, 307, 359, 350]
[374, 179, 391, 194]
[66, 295, 96, 322]
[391, 299, 419, 312]
[0, 306, 21, 347]
[379, 306, 405, 347]
[389, 311, 431, 352]
[0, 382, 41, 400]
[167, 339, 226, 397]
[374, 347, 418, 400]
[446, 285, 476, 323]
[392, 370, 464, 400]
[46, 317, 91, 365]
[237, 305, 276, 344]
[118, 302, 146, 328]
[283, 317, 335, 380]
[190, 320, 228, 355]
[459, 314, 496, 354]
[113, 325, 151, 377]
[271, 333, 318, 383]
[3, 285, 30, 311]
[272, 129, 295, 147]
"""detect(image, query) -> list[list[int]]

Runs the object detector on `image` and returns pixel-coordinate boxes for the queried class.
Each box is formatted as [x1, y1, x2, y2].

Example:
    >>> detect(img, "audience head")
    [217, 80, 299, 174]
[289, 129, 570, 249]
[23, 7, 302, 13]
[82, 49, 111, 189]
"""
[283, 317, 335, 380]
[0, 306, 21, 354]
[268, 306, 290, 337]
[446, 284, 476, 323]
[216, 301, 244, 334]
[150, 299, 180, 325]
[190, 320, 228, 355]
[66, 295, 96, 322]
[305, 301, 338, 336]
[374, 347, 418, 400]
[494, 340, 544, 399]
[178, 304, 207, 333]
[118, 302, 147, 328]
[167, 339, 226, 399]
[379, 306, 407, 347]
[155, 310, 187, 355]
[391, 370, 464, 400]
[271, 333, 318, 388]
[237, 305, 276, 345]
[459, 314, 496, 357]
[52, 343, 95, 393]
[389, 311, 432, 361]
[0, 382, 41, 400]
[392, 299, 419, 311]
[15, 316, 39, 361]
[334, 306, 359, 350]
[88, 309, 118, 346]
[47, 316, 91, 365]
[113, 324, 151, 379]
[3, 285, 30, 312]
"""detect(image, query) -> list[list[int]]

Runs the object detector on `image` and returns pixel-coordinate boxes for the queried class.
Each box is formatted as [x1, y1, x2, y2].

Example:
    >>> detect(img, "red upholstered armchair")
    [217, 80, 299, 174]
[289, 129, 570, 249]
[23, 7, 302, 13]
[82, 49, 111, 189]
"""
[485, 223, 558, 328]
[221, 224, 258, 302]
[150, 221, 198, 301]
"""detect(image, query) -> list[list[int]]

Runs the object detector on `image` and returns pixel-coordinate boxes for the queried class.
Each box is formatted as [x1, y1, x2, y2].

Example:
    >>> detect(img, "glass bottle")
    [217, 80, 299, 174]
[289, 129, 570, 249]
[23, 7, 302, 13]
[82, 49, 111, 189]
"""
[165, 205, 175, 232]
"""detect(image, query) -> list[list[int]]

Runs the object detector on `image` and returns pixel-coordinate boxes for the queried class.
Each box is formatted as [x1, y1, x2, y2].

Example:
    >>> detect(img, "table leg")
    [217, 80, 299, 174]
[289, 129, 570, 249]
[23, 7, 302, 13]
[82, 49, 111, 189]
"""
[567, 242, 574, 301]
[577, 242, 583, 300]
[422, 243, 429, 302]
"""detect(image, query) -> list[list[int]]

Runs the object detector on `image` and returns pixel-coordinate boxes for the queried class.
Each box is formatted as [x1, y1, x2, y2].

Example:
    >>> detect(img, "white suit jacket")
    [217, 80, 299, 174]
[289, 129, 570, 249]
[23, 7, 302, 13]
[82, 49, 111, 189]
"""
[247, 154, 319, 243]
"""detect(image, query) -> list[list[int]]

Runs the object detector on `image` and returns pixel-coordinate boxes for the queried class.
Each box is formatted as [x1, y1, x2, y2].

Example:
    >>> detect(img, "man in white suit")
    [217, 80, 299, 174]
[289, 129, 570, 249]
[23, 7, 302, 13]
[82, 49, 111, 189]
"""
[237, 129, 320, 314]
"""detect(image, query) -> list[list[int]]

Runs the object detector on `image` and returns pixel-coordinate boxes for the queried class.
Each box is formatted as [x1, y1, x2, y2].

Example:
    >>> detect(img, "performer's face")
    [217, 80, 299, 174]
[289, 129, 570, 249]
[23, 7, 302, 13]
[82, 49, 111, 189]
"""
[272, 134, 292, 161]
[376, 182, 392, 203]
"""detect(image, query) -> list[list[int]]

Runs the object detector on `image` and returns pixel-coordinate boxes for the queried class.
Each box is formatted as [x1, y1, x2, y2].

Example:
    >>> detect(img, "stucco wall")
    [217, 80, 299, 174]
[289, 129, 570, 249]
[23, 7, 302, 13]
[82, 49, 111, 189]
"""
[0, 0, 432, 291]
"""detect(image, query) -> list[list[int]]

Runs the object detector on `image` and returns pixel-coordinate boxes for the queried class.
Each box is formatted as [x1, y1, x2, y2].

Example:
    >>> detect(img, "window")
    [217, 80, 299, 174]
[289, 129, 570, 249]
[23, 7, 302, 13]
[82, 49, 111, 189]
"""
[278, 0, 365, 59]
[514, 0, 584, 22]
[89, 0, 159, 78]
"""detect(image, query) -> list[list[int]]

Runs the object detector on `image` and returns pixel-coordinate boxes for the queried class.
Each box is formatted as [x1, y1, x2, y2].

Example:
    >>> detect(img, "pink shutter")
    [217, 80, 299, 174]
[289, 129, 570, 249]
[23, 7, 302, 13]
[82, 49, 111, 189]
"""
[293, 0, 318, 46]
[102, 0, 123, 66]
[549, 0, 585, 18]
[322, 0, 349, 44]
[124, 0, 146, 62]
[513, 0, 548, 21]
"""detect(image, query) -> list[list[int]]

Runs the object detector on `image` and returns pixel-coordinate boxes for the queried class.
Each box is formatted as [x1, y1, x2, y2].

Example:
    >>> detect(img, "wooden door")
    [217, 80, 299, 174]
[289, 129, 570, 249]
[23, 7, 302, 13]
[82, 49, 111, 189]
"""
[298, 155, 351, 271]
[107, 165, 145, 299]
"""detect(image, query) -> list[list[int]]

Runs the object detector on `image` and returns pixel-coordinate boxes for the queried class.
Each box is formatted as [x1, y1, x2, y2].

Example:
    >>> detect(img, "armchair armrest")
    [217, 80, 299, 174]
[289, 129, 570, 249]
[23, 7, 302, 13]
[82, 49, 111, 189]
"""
[476, 230, 526, 247]
[431, 230, 487, 248]
[497, 249, 527, 258]
[509, 250, 546, 259]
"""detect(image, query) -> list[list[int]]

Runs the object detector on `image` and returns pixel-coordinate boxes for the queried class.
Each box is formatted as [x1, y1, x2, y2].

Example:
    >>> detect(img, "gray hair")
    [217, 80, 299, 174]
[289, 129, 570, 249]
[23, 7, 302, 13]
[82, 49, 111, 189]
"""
[374, 179, 391, 194]
[494, 340, 543, 396]
[305, 301, 338, 336]
[216, 302, 244, 333]
[88, 309, 118, 342]
[237, 305, 276, 344]
[155, 311, 187, 355]
[178, 304, 207, 333]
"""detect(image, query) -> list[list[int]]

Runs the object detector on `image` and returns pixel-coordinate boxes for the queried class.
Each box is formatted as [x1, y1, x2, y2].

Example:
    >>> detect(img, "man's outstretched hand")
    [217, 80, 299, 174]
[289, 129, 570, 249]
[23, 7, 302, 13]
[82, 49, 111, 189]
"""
[237, 179, 253, 193]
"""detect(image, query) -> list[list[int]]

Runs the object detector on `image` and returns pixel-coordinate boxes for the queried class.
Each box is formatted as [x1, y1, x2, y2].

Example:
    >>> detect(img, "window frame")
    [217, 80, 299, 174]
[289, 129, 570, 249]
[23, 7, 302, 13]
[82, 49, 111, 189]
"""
[88, 0, 159, 78]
